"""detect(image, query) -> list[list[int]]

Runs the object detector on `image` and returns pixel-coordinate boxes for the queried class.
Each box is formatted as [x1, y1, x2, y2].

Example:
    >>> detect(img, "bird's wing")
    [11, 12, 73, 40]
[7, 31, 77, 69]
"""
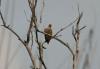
[44, 28, 52, 36]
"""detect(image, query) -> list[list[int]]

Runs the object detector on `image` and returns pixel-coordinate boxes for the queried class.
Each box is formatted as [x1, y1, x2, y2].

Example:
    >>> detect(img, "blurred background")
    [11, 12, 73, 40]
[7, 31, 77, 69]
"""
[0, 0, 100, 69]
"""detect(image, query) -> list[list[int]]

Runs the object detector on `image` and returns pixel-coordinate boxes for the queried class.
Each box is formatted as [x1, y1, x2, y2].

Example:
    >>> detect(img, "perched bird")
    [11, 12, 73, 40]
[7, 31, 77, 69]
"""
[44, 24, 52, 44]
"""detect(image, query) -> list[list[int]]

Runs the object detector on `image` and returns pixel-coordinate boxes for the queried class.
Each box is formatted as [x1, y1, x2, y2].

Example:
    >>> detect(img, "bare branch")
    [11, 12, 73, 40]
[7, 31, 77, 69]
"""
[27, 0, 47, 68]
[28, 1, 46, 68]
[72, 4, 84, 68]
[31, 31, 33, 49]
[37, 29, 74, 56]
[35, 0, 37, 8]
[40, 0, 45, 23]
[0, 10, 37, 69]
[76, 12, 83, 26]
[54, 16, 79, 37]
[2, 25, 25, 46]
[2, 26, 37, 68]
[25, 46, 37, 68]
[27, 0, 32, 10]
[72, 26, 77, 41]
[35, 28, 47, 69]
[37, 42, 47, 69]
[39, 43, 46, 69]
[26, 16, 33, 43]
[79, 26, 86, 31]
[27, 0, 37, 43]
[54, 37, 74, 56]
[0, 11, 6, 25]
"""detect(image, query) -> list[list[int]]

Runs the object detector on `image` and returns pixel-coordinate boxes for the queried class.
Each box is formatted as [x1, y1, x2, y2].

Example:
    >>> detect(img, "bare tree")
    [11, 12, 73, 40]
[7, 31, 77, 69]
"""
[0, 0, 86, 69]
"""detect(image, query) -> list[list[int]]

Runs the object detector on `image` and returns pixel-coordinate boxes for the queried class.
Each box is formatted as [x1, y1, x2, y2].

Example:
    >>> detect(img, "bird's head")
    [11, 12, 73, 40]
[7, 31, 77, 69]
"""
[48, 24, 52, 28]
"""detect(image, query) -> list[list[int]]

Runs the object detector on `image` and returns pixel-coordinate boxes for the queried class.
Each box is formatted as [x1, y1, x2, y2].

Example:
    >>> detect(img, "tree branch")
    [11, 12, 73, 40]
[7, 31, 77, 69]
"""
[37, 29, 74, 56]
[0, 10, 37, 69]
[0, 11, 6, 25]
[27, 0, 47, 68]
[54, 16, 79, 37]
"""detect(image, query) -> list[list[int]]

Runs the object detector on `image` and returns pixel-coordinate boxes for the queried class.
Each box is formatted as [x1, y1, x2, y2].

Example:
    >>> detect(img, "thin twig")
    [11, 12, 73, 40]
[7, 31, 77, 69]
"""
[38, 42, 46, 69]
[0, 10, 37, 69]
[27, 0, 47, 68]
[54, 37, 74, 56]
[0, 11, 6, 25]
[54, 16, 79, 37]
[36, 40, 47, 69]
[31, 30, 33, 49]
[72, 9, 84, 69]
[26, 16, 33, 43]
[40, 0, 45, 23]
[2, 25, 25, 46]
[37, 29, 74, 56]
[35, 0, 37, 8]
[39, 43, 43, 69]
[25, 46, 37, 69]
[72, 26, 77, 41]
[35, 19, 47, 69]
[79, 26, 86, 31]
[27, 0, 32, 10]
[29, 0, 46, 68]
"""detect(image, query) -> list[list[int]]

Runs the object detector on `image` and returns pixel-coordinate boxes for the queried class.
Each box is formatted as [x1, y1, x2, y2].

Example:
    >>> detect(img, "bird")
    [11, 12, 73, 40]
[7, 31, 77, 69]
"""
[44, 24, 52, 44]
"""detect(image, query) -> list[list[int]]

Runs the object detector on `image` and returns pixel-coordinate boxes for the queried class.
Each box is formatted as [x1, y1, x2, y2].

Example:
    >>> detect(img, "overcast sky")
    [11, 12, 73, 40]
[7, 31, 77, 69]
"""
[0, 0, 100, 69]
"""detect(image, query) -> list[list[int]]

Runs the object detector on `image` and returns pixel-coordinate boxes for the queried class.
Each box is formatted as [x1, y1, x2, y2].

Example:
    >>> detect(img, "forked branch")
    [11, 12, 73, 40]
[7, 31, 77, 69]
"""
[0, 9, 37, 69]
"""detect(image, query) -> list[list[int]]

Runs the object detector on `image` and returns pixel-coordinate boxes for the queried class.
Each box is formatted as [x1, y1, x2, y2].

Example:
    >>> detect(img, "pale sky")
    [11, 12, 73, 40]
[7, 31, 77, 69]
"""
[0, 0, 100, 69]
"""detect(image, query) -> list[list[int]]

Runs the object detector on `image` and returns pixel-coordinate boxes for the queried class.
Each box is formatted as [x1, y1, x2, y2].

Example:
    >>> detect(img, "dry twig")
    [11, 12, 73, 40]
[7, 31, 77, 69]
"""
[40, 0, 45, 23]
[27, 0, 47, 69]
[54, 16, 79, 37]
[37, 29, 74, 56]
[0, 9, 37, 69]
[72, 4, 86, 69]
